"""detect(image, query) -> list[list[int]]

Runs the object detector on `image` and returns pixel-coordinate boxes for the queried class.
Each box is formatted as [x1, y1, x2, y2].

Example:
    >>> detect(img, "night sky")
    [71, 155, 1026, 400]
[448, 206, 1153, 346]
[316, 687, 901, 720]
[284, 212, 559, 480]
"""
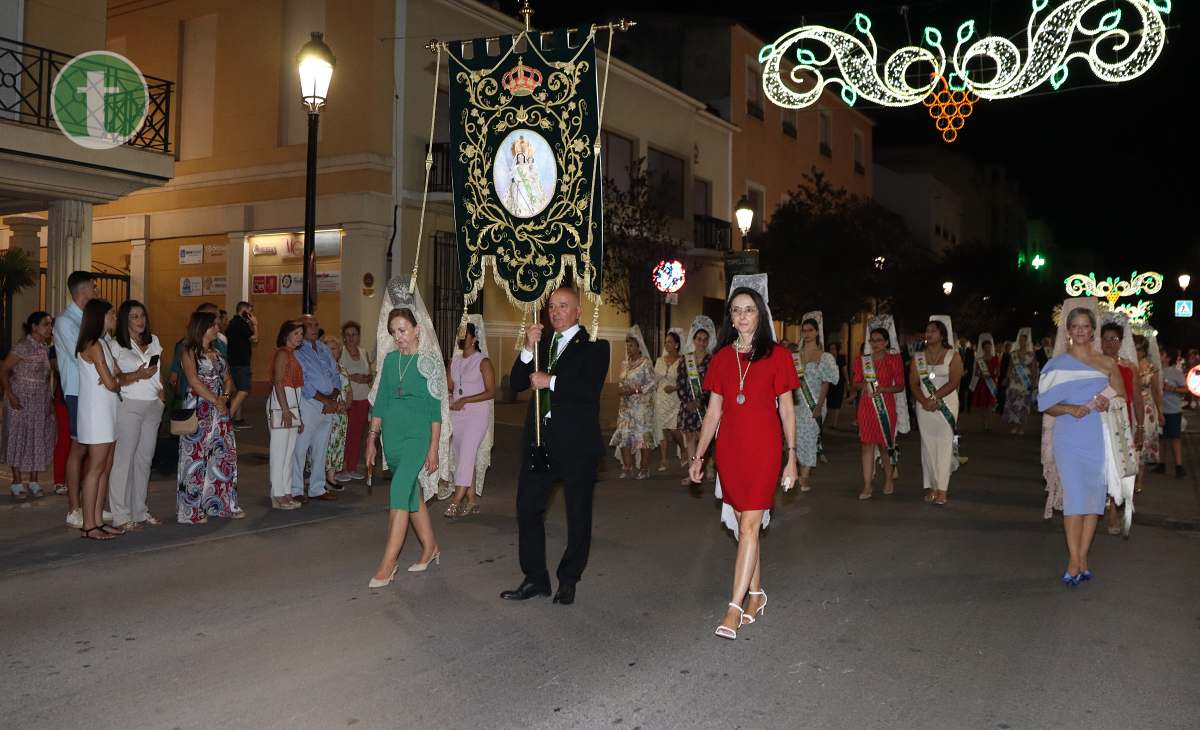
[529, 1, 1191, 266]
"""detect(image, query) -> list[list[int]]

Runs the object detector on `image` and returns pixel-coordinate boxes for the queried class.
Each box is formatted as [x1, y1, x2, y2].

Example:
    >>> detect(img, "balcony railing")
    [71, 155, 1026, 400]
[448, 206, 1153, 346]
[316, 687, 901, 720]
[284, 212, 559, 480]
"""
[0, 36, 173, 153]
[427, 142, 452, 193]
[693, 214, 732, 252]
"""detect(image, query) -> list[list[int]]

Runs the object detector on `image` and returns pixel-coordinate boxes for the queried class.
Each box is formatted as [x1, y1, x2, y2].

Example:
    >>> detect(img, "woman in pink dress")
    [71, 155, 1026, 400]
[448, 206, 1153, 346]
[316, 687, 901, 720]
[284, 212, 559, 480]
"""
[1, 312, 57, 500]
[445, 318, 495, 517]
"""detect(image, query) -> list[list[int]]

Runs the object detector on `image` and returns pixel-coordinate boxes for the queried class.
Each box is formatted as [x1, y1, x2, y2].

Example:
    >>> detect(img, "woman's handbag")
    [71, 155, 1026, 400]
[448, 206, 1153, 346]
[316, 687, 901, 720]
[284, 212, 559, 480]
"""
[170, 392, 198, 436]
[268, 386, 302, 430]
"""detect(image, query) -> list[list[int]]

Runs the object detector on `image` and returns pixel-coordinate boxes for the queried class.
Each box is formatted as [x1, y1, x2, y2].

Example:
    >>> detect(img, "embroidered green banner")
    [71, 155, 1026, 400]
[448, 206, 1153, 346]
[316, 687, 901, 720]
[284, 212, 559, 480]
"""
[447, 28, 604, 308]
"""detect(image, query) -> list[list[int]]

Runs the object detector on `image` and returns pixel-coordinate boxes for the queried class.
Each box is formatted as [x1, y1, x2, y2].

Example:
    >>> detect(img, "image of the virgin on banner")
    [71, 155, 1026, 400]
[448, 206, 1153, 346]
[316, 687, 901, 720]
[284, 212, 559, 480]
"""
[447, 27, 605, 311]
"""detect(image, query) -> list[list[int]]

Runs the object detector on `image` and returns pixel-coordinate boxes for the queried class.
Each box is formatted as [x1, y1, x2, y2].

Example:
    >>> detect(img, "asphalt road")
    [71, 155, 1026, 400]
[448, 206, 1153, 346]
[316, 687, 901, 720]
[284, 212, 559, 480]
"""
[2, 409, 1199, 729]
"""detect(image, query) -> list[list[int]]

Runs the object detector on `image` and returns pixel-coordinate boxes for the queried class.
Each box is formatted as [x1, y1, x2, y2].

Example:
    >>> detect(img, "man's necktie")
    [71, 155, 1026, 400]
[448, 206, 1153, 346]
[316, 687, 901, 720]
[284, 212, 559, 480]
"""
[538, 331, 562, 419]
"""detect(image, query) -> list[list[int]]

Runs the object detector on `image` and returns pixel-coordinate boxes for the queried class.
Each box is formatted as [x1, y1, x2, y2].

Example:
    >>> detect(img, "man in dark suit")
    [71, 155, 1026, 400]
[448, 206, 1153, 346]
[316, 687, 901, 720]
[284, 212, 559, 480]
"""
[501, 286, 610, 606]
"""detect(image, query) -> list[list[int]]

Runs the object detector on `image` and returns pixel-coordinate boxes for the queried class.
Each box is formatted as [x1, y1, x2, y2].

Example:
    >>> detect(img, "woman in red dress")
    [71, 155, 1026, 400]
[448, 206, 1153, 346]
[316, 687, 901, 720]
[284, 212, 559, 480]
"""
[689, 285, 798, 641]
[852, 326, 905, 499]
[971, 336, 1000, 431]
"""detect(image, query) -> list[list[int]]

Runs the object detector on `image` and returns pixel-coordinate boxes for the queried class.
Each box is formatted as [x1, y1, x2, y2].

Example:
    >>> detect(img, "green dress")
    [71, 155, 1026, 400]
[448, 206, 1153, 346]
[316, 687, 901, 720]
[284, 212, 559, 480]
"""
[372, 351, 442, 511]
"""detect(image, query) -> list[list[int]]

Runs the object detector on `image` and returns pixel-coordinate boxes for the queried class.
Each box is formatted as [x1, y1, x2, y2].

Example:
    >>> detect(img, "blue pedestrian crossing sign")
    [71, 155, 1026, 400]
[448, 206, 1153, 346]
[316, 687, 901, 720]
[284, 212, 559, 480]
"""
[1175, 300, 1193, 318]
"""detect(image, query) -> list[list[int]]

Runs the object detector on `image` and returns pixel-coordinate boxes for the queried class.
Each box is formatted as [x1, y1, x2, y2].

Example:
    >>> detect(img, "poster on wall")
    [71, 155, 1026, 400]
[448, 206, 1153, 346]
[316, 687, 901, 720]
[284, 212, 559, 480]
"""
[178, 244, 204, 265]
[316, 271, 341, 293]
[205, 244, 227, 262]
[279, 272, 303, 295]
[252, 274, 278, 295]
[203, 276, 227, 295]
[180, 276, 204, 297]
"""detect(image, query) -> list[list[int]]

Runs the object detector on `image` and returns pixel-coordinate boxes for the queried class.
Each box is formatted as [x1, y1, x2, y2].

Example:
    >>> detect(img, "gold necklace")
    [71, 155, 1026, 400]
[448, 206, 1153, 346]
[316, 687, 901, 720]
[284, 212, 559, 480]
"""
[395, 350, 417, 397]
[734, 349, 749, 405]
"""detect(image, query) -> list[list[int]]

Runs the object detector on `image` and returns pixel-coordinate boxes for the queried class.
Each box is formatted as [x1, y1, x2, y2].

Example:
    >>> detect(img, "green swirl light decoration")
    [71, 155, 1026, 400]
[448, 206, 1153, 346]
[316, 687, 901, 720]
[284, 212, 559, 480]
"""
[760, 0, 1169, 109]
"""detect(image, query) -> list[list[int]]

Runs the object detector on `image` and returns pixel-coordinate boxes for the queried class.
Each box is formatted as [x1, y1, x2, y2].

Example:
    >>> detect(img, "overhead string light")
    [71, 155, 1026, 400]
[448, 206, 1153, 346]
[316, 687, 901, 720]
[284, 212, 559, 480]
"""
[760, 0, 1170, 111]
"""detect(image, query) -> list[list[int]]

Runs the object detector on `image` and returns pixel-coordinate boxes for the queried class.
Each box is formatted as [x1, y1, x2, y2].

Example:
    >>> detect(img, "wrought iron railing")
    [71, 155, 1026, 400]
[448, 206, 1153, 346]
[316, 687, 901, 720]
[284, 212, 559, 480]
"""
[38, 267, 130, 311]
[693, 215, 732, 252]
[0, 36, 173, 153]
[427, 143, 452, 193]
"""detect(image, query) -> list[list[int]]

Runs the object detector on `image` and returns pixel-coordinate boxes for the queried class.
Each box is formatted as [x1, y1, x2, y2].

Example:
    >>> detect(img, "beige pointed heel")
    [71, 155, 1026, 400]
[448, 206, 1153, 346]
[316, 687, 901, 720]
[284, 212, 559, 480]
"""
[408, 550, 441, 573]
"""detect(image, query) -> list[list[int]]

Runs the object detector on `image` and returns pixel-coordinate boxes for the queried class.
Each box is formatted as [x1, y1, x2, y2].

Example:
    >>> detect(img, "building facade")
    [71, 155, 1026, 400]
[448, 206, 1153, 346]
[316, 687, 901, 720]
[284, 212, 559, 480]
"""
[1, 0, 736, 385]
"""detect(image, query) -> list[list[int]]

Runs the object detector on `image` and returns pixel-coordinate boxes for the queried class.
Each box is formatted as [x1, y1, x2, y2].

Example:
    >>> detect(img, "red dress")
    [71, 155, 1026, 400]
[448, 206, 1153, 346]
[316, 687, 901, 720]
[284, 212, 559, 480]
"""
[852, 352, 904, 445]
[703, 343, 800, 511]
[971, 355, 1000, 408]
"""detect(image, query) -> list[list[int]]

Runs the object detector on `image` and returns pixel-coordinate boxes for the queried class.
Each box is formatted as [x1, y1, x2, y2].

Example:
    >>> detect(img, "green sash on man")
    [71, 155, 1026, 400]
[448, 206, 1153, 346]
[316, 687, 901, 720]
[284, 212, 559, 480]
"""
[537, 331, 564, 419]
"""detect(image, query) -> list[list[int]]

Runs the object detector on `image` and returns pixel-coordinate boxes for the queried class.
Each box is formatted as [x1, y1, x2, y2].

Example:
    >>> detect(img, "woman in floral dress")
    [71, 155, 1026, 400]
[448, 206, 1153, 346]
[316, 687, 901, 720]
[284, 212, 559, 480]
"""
[1135, 335, 1162, 493]
[1002, 329, 1039, 434]
[177, 310, 241, 524]
[792, 315, 839, 491]
[323, 335, 354, 489]
[610, 328, 657, 479]
[677, 316, 717, 486]
[0, 312, 56, 500]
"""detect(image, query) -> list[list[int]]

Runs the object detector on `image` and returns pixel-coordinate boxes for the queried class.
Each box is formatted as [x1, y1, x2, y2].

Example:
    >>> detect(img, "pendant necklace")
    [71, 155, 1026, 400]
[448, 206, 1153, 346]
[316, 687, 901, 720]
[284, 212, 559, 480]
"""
[734, 343, 750, 405]
[396, 350, 417, 398]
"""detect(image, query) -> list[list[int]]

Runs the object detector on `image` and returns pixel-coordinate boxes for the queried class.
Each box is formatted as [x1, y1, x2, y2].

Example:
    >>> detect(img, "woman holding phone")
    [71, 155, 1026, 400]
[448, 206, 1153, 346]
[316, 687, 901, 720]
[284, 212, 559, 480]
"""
[109, 300, 166, 529]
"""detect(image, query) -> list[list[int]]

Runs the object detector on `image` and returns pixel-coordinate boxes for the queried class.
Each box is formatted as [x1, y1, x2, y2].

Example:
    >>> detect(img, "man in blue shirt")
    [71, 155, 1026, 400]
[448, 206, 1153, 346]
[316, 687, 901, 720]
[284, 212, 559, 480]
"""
[1155, 347, 1188, 478]
[53, 271, 98, 528]
[292, 314, 345, 501]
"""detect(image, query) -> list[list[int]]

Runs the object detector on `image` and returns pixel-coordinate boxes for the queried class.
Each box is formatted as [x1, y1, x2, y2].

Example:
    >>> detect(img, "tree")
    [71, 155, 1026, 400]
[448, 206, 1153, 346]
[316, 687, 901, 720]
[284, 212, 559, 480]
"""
[0, 247, 38, 355]
[601, 158, 684, 314]
[755, 168, 931, 332]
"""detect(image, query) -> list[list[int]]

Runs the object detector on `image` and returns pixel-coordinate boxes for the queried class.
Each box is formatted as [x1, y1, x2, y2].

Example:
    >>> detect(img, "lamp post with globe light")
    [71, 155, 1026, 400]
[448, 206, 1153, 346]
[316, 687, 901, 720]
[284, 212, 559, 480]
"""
[297, 31, 334, 314]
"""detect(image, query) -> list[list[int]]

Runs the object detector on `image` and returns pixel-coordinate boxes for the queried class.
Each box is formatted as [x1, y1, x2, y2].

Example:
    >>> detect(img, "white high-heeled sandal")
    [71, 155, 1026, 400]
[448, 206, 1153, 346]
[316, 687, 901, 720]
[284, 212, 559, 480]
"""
[714, 603, 745, 640]
[748, 589, 767, 619]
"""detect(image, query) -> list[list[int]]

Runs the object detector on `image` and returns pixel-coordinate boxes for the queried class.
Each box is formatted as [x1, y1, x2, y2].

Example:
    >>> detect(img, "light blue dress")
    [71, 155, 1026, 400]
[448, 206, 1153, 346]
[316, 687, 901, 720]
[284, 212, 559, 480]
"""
[794, 352, 839, 467]
[1038, 353, 1108, 516]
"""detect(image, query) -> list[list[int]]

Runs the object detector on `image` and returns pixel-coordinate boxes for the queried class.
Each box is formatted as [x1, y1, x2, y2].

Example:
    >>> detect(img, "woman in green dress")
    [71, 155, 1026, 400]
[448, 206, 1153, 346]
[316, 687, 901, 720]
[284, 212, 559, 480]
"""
[365, 306, 444, 588]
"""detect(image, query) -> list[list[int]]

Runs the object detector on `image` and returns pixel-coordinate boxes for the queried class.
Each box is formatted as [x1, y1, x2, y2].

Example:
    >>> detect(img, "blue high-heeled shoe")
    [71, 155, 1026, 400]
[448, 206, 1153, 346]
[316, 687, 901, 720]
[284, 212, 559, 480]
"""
[1061, 572, 1081, 587]
[1078, 570, 1093, 582]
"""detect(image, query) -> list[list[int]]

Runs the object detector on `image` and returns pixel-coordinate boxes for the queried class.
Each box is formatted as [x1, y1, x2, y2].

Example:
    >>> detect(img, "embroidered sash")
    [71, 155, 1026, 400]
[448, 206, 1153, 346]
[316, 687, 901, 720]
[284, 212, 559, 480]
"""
[976, 359, 997, 398]
[916, 351, 958, 430]
[1012, 356, 1032, 391]
[862, 354, 898, 465]
[793, 352, 824, 460]
[685, 353, 706, 420]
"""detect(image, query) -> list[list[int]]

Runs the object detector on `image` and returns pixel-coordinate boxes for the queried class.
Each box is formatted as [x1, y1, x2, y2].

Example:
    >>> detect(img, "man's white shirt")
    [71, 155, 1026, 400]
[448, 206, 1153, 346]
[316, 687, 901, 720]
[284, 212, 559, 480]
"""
[520, 323, 581, 416]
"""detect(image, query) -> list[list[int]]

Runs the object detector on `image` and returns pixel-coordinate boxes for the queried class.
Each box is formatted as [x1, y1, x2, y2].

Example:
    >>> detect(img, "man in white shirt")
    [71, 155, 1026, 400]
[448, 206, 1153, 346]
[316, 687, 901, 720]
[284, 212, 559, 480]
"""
[53, 271, 99, 528]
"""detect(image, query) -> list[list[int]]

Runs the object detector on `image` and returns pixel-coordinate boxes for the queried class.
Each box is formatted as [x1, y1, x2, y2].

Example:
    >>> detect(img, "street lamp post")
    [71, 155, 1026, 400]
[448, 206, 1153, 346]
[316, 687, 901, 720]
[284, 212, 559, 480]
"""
[297, 32, 335, 315]
[734, 195, 754, 248]
[1179, 273, 1191, 292]
[943, 281, 954, 296]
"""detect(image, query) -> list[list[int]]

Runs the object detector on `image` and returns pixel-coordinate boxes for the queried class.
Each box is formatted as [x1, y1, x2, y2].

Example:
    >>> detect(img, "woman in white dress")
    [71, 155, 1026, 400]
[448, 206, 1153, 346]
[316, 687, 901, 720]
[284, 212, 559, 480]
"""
[910, 316, 963, 506]
[653, 329, 685, 471]
[76, 299, 122, 540]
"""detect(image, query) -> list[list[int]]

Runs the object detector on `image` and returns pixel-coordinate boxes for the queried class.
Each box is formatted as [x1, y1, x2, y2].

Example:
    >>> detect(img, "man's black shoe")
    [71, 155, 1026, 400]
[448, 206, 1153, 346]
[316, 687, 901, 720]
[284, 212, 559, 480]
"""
[1176, 465, 1187, 479]
[552, 583, 575, 605]
[500, 581, 551, 601]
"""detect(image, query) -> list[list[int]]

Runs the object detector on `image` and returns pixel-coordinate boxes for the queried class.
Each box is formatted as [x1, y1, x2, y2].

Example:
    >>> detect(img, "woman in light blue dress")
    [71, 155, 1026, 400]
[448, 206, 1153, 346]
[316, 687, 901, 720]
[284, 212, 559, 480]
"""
[1038, 303, 1125, 586]
[791, 315, 838, 490]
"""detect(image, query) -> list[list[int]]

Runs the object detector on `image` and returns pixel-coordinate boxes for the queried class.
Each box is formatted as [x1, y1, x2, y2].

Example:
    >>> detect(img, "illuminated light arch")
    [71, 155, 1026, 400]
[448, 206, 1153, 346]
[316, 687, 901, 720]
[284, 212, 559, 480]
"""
[760, 1, 1169, 111]
[1064, 271, 1163, 306]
